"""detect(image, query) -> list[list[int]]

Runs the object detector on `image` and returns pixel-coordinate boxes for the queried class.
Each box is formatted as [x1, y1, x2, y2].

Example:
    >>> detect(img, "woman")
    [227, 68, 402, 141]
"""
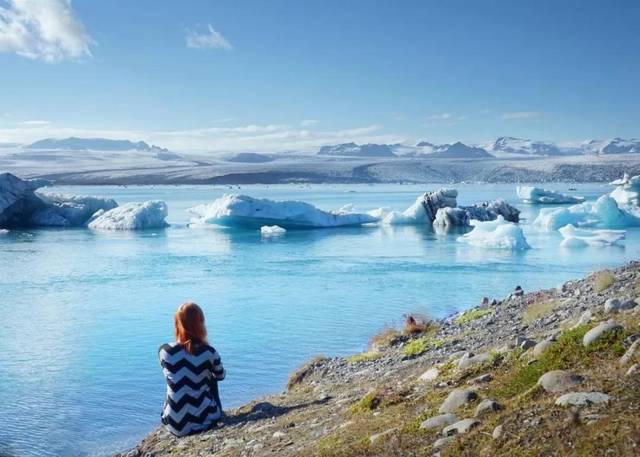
[158, 302, 225, 436]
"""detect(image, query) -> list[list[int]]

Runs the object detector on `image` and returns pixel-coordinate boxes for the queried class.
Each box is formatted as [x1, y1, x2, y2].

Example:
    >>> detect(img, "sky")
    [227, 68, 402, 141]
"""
[0, 0, 639, 153]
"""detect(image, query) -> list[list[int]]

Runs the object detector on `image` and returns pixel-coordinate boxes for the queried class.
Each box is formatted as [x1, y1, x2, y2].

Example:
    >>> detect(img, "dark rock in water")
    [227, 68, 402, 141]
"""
[514, 286, 524, 297]
[433, 198, 520, 227]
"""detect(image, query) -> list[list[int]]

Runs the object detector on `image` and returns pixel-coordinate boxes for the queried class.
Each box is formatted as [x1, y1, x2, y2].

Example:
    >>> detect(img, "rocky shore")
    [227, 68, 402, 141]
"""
[120, 262, 640, 456]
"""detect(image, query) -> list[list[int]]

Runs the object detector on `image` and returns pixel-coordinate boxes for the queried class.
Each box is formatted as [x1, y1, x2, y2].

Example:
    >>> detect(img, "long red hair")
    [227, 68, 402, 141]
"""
[174, 302, 208, 354]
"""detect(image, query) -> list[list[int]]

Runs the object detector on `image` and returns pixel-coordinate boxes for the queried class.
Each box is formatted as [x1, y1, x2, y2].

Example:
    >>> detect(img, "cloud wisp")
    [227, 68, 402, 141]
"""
[186, 25, 232, 50]
[425, 113, 466, 126]
[500, 111, 542, 120]
[0, 0, 94, 62]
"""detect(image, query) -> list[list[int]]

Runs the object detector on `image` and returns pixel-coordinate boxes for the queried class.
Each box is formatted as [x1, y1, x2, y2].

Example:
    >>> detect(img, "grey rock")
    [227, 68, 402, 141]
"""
[420, 413, 458, 430]
[515, 336, 536, 351]
[457, 352, 490, 370]
[555, 392, 612, 407]
[439, 389, 478, 413]
[537, 370, 584, 393]
[532, 340, 554, 358]
[433, 436, 455, 449]
[369, 428, 396, 444]
[467, 373, 493, 385]
[443, 418, 481, 436]
[474, 399, 502, 417]
[583, 321, 623, 347]
[419, 367, 440, 382]
[604, 298, 621, 314]
[492, 424, 503, 439]
[448, 350, 467, 361]
[620, 299, 638, 311]
[626, 363, 639, 377]
[620, 340, 639, 366]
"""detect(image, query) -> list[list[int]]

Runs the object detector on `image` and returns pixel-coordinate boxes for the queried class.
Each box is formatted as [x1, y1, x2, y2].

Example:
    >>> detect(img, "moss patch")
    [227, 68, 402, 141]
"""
[347, 351, 382, 365]
[454, 307, 494, 324]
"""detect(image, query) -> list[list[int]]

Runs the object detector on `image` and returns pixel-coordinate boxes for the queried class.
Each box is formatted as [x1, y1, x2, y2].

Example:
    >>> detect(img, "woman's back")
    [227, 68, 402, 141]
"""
[158, 342, 225, 436]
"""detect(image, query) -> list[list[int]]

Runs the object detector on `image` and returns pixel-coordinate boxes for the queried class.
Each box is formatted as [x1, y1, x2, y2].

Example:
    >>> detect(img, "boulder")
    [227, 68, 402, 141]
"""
[439, 389, 478, 413]
[537, 370, 584, 393]
[419, 367, 440, 382]
[442, 418, 481, 436]
[420, 413, 457, 430]
[555, 392, 612, 407]
[533, 340, 554, 358]
[515, 336, 536, 351]
[583, 322, 623, 347]
[457, 352, 490, 370]
[474, 399, 502, 417]
[620, 340, 639, 366]
[604, 298, 621, 314]
[433, 436, 455, 450]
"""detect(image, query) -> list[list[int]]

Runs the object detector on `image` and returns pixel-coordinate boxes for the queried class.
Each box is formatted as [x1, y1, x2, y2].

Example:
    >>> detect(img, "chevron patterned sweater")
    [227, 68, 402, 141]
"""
[158, 342, 225, 436]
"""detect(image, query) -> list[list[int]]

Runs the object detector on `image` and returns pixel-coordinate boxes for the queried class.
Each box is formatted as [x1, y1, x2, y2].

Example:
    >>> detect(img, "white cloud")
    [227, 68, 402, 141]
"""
[500, 111, 542, 120]
[425, 113, 466, 126]
[300, 119, 319, 127]
[17, 119, 51, 126]
[0, 122, 404, 153]
[186, 25, 232, 50]
[0, 0, 93, 62]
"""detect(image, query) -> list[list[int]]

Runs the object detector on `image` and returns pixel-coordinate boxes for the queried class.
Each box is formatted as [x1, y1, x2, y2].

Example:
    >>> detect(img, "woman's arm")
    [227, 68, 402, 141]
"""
[210, 347, 225, 381]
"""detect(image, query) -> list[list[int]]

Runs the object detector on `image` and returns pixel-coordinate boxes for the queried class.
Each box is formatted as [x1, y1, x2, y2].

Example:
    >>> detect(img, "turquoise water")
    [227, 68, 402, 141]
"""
[0, 183, 638, 457]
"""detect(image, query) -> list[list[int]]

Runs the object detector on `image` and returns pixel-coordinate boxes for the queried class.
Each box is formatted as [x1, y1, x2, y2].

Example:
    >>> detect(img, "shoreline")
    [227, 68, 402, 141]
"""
[119, 261, 640, 456]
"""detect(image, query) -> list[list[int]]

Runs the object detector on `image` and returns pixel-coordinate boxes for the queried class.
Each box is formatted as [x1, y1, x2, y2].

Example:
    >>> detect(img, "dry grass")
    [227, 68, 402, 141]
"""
[593, 271, 615, 293]
[287, 355, 329, 390]
[369, 327, 401, 349]
[522, 299, 559, 324]
[347, 351, 383, 365]
[403, 314, 438, 336]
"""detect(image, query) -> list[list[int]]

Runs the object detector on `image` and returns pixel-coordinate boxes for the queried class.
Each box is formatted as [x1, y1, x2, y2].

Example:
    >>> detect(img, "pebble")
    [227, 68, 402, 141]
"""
[272, 431, 286, 439]
[419, 367, 440, 382]
[537, 370, 584, 393]
[620, 340, 639, 366]
[555, 392, 612, 407]
[492, 424, 503, 439]
[433, 436, 455, 449]
[515, 336, 537, 351]
[420, 413, 457, 430]
[369, 428, 396, 444]
[467, 373, 493, 385]
[474, 399, 502, 417]
[438, 389, 478, 413]
[583, 321, 623, 347]
[442, 418, 481, 436]
[626, 363, 639, 376]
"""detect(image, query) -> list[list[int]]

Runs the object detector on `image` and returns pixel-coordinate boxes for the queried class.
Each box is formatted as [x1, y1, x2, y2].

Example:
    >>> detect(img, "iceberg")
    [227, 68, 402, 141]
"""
[87, 200, 168, 230]
[435, 199, 520, 227]
[382, 188, 458, 225]
[188, 194, 379, 229]
[558, 224, 625, 248]
[0, 172, 49, 227]
[0, 228, 9, 235]
[260, 225, 286, 236]
[610, 173, 640, 208]
[457, 216, 531, 250]
[30, 193, 118, 227]
[534, 195, 640, 231]
[516, 186, 585, 204]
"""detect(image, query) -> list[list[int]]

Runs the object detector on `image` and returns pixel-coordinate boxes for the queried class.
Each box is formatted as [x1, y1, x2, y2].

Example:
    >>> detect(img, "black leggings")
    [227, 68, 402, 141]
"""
[210, 379, 222, 411]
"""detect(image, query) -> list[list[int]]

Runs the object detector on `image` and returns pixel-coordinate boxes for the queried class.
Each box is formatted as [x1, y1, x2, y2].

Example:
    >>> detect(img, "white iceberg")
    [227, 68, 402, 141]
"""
[382, 188, 458, 225]
[533, 195, 640, 231]
[188, 194, 379, 229]
[516, 186, 585, 204]
[30, 193, 118, 227]
[87, 200, 168, 230]
[457, 216, 531, 250]
[558, 224, 625, 248]
[260, 225, 286, 236]
[0, 228, 9, 235]
[610, 173, 640, 208]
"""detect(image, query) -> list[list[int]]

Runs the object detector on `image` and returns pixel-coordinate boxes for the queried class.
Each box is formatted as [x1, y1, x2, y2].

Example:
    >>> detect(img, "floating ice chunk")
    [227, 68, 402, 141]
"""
[188, 194, 379, 229]
[534, 195, 640, 231]
[0, 228, 9, 235]
[383, 188, 458, 225]
[610, 173, 640, 207]
[87, 200, 168, 230]
[558, 224, 625, 248]
[0, 172, 49, 227]
[433, 199, 520, 228]
[517, 186, 585, 204]
[31, 193, 118, 227]
[457, 216, 531, 250]
[260, 225, 286, 236]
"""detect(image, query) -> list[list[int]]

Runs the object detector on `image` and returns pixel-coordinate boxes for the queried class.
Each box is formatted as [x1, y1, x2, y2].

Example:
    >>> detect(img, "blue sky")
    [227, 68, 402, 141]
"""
[0, 0, 639, 152]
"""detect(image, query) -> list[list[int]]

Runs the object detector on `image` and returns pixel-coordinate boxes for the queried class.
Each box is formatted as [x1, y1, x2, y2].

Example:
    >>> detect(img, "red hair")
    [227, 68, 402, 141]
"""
[174, 302, 208, 354]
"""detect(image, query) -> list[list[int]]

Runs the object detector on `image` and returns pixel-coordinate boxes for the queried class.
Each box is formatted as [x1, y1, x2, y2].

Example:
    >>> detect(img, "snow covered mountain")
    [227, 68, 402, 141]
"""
[489, 136, 562, 156]
[28, 137, 156, 152]
[582, 138, 640, 155]
[317, 143, 396, 157]
[401, 141, 491, 158]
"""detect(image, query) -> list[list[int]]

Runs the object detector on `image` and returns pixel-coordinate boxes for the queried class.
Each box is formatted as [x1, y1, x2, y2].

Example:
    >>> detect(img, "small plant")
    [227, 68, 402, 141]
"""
[522, 299, 559, 324]
[287, 355, 329, 390]
[369, 327, 401, 348]
[593, 271, 615, 293]
[347, 351, 382, 365]
[454, 307, 494, 325]
[403, 313, 437, 336]
[402, 336, 431, 357]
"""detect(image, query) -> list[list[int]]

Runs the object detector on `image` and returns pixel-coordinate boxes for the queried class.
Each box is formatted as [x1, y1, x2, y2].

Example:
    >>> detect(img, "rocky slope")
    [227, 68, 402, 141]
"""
[119, 262, 640, 457]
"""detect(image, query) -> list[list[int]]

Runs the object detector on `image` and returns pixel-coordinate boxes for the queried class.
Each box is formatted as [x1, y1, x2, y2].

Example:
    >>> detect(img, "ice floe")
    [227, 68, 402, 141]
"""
[534, 195, 640, 231]
[516, 186, 584, 204]
[188, 194, 380, 229]
[30, 193, 118, 227]
[260, 225, 286, 236]
[457, 216, 531, 250]
[87, 201, 168, 230]
[610, 173, 640, 208]
[558, 224, 625, 248]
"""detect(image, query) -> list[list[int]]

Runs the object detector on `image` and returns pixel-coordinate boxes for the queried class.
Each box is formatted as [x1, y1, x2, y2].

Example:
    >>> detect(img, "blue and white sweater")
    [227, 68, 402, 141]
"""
[158, 342, 225, 436]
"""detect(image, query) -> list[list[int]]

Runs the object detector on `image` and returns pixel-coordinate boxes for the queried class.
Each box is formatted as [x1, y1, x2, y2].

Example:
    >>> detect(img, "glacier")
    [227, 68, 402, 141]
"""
[87, 201, 168, 230]
[610, 174, 640, 208]
[534, 195, 640, 231]
[260, 225, 287, 236]
[457, 216, 531, 250]
[516, 186, 585, 204]
[188, 194, 380, 229]
[558, 224, 625, 248]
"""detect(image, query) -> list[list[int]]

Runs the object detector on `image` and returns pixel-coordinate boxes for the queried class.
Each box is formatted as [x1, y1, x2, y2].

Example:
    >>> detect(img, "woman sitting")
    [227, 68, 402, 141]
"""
[158, 302, 225, 436]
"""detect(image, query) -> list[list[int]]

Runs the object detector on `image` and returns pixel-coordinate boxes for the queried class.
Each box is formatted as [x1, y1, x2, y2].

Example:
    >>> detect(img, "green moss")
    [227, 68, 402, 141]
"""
[347, 351, 382, 365]
[350, 390, 383, 413]
[593, 271, 615, 293]
[402, 336, 431, 357]
[454, 307, 494, 324]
